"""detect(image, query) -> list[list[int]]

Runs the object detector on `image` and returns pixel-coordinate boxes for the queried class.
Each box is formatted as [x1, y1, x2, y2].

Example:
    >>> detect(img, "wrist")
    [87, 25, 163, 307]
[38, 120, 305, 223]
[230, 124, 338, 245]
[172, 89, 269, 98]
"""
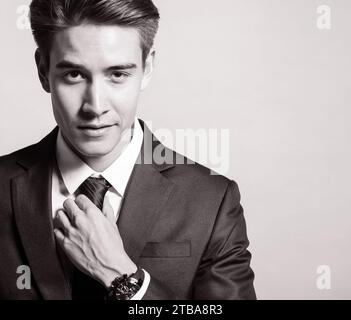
[106, 267, 145, 300]
[98, 260, 137, 288]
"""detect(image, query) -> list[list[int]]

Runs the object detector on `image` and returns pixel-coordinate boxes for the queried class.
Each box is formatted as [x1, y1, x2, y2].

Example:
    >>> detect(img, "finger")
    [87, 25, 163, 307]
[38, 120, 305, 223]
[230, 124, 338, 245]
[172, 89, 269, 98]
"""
[54, 210, 74, 236]
[54, 228, 69, 248]
[63, 198, 83, 221]
[75, 194, 96, 212]
[75, 194, 101, 216]
[54, 229, 75, 262]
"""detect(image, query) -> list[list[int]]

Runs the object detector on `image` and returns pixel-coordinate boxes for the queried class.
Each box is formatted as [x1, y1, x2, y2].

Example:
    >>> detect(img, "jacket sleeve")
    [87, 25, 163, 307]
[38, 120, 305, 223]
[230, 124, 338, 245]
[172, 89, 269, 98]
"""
[141, 179, 256, 300]
[142, 273, 179, 300]
[191, 180, 256, 299]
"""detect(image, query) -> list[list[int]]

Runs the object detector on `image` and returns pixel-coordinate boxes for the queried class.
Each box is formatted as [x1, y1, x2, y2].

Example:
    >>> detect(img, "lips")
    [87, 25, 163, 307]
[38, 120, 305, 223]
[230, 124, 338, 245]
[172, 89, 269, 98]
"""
[77, 123, 116, 137]
[78, 124, 113, 130]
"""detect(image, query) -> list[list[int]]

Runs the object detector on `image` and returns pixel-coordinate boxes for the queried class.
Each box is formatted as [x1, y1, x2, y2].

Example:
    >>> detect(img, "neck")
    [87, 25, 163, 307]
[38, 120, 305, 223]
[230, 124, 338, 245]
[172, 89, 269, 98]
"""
[82, 140, 130, 172]
[62, 127, 133, 173]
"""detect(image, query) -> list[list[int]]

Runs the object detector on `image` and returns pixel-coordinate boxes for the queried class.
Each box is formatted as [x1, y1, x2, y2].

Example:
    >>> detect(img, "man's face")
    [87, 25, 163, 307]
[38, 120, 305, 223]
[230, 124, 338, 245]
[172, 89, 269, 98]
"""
[41, 24, 153, 161]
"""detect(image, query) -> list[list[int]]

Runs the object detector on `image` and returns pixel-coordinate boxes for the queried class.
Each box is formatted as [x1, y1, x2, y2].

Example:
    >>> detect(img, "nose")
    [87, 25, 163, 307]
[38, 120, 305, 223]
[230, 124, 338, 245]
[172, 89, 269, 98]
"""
[81, 80, 109, 117]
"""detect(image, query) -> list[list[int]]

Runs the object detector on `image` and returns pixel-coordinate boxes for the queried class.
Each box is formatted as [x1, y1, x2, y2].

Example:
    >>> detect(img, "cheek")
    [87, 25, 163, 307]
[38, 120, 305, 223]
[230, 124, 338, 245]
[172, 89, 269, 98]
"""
[109, 81, 141, 119]
[115, 95, 139, 129]
[51, 84, 82, 124]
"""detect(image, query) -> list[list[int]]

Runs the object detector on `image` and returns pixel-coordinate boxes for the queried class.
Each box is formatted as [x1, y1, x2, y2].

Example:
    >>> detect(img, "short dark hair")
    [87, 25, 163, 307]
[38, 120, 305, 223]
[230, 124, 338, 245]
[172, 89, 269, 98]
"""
[30, 0, 160, 67]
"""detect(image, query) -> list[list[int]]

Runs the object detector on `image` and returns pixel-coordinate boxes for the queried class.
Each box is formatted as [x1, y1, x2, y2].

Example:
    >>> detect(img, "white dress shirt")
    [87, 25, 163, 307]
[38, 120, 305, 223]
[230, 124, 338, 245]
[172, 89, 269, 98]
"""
[52, 118, 150, 300]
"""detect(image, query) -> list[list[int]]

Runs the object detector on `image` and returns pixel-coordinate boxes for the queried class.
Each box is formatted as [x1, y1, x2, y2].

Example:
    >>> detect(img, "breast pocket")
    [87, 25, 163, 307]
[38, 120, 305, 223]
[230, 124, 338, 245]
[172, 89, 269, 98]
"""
[140, 241, 191, 258]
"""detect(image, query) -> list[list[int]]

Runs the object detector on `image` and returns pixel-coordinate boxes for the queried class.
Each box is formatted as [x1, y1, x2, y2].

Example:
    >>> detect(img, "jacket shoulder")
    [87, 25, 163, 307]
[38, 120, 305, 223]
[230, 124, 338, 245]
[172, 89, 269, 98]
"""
[0, 143, 40, 177]
[165, 150, 239, 201]
[0, 127, 58, 177]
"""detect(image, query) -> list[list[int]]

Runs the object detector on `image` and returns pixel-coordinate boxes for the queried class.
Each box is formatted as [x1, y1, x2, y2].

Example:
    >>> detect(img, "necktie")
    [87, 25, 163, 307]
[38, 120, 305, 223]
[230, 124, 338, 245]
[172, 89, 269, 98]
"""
[71, 176, 112, 300]
[77, 176, 112, 210]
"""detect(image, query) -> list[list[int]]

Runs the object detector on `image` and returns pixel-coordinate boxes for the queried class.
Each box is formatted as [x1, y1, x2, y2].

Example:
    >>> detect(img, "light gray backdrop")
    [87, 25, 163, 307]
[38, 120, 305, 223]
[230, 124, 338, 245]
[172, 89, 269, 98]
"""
[1, 0, 350, 299]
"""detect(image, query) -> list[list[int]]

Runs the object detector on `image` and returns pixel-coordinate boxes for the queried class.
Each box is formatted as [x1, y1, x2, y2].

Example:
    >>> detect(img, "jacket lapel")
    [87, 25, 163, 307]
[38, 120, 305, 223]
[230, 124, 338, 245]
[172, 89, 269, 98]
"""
[117, 122, 176, 263]
[12, 129, 71, 300]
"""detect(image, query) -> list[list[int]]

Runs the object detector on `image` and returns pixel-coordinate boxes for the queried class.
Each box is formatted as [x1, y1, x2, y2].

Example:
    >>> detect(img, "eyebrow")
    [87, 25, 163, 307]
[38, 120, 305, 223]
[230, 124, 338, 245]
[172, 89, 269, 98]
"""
[55, 60, 138, 71]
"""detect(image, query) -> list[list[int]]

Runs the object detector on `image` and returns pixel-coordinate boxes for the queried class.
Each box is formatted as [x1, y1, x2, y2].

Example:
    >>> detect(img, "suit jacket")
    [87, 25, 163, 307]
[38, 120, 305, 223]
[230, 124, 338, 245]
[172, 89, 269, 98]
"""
[0, 121, 256, 300]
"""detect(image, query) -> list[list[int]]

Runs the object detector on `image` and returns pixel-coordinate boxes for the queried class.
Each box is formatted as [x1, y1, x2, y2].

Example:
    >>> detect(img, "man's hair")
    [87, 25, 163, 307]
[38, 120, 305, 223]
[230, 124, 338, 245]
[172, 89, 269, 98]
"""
[30, 0, 160, 67]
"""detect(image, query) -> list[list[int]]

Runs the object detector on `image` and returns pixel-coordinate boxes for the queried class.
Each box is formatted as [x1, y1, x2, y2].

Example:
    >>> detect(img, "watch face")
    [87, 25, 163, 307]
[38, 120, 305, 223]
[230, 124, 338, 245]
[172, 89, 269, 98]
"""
[129, 277, 140, 286]
[107, 277, 141, 300]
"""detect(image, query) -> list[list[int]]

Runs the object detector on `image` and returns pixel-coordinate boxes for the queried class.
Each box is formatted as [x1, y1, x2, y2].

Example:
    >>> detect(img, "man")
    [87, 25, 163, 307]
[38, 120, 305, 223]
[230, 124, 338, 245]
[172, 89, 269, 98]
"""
[0, 0, 256, 300]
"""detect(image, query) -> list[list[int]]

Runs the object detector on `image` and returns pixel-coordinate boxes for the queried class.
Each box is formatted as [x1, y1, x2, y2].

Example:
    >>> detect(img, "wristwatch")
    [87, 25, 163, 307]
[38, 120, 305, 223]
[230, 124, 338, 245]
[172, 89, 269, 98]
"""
[106, 267, 144, 300]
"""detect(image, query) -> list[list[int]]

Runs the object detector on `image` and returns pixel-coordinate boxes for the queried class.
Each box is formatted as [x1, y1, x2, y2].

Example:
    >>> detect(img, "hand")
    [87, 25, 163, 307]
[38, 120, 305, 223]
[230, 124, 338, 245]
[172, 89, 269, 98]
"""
[53, 194, 137, 288]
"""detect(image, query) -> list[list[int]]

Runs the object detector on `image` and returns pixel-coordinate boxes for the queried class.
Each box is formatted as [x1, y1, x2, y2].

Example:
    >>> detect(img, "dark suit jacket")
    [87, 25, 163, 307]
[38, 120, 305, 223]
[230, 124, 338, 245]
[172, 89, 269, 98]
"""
[0, 121, 256, 300]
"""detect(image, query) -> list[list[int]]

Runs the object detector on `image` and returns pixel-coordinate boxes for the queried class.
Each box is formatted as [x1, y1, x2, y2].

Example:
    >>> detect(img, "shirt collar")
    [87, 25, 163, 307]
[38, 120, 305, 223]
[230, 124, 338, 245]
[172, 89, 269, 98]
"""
[56, 118, 144, 196]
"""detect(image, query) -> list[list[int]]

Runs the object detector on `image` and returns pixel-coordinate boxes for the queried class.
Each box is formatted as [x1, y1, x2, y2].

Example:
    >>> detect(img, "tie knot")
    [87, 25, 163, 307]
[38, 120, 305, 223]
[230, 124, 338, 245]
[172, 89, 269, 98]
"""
[77, 176, 111, 210]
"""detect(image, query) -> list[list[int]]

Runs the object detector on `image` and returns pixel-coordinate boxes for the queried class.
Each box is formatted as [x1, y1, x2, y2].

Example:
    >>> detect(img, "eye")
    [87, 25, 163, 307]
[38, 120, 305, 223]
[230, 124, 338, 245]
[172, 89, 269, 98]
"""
[110, 71, 128, 82]
[63, 70, 85, 83]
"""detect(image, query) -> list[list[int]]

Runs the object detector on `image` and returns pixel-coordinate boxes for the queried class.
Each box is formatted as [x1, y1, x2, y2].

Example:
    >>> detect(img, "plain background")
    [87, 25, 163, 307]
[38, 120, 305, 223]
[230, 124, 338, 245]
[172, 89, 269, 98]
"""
[1, 0, 350, 299]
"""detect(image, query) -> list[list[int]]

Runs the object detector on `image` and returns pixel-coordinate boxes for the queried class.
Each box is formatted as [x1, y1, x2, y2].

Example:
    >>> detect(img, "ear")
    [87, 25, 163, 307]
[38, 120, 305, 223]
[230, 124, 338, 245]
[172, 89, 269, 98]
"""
[35, 49, 51, 93]
[141, 49, 155, 91]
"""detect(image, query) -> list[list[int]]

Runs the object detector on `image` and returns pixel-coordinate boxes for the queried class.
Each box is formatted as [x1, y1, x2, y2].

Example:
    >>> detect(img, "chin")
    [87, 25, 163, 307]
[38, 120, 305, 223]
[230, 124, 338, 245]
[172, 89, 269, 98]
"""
[76, 140, 118, 158]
